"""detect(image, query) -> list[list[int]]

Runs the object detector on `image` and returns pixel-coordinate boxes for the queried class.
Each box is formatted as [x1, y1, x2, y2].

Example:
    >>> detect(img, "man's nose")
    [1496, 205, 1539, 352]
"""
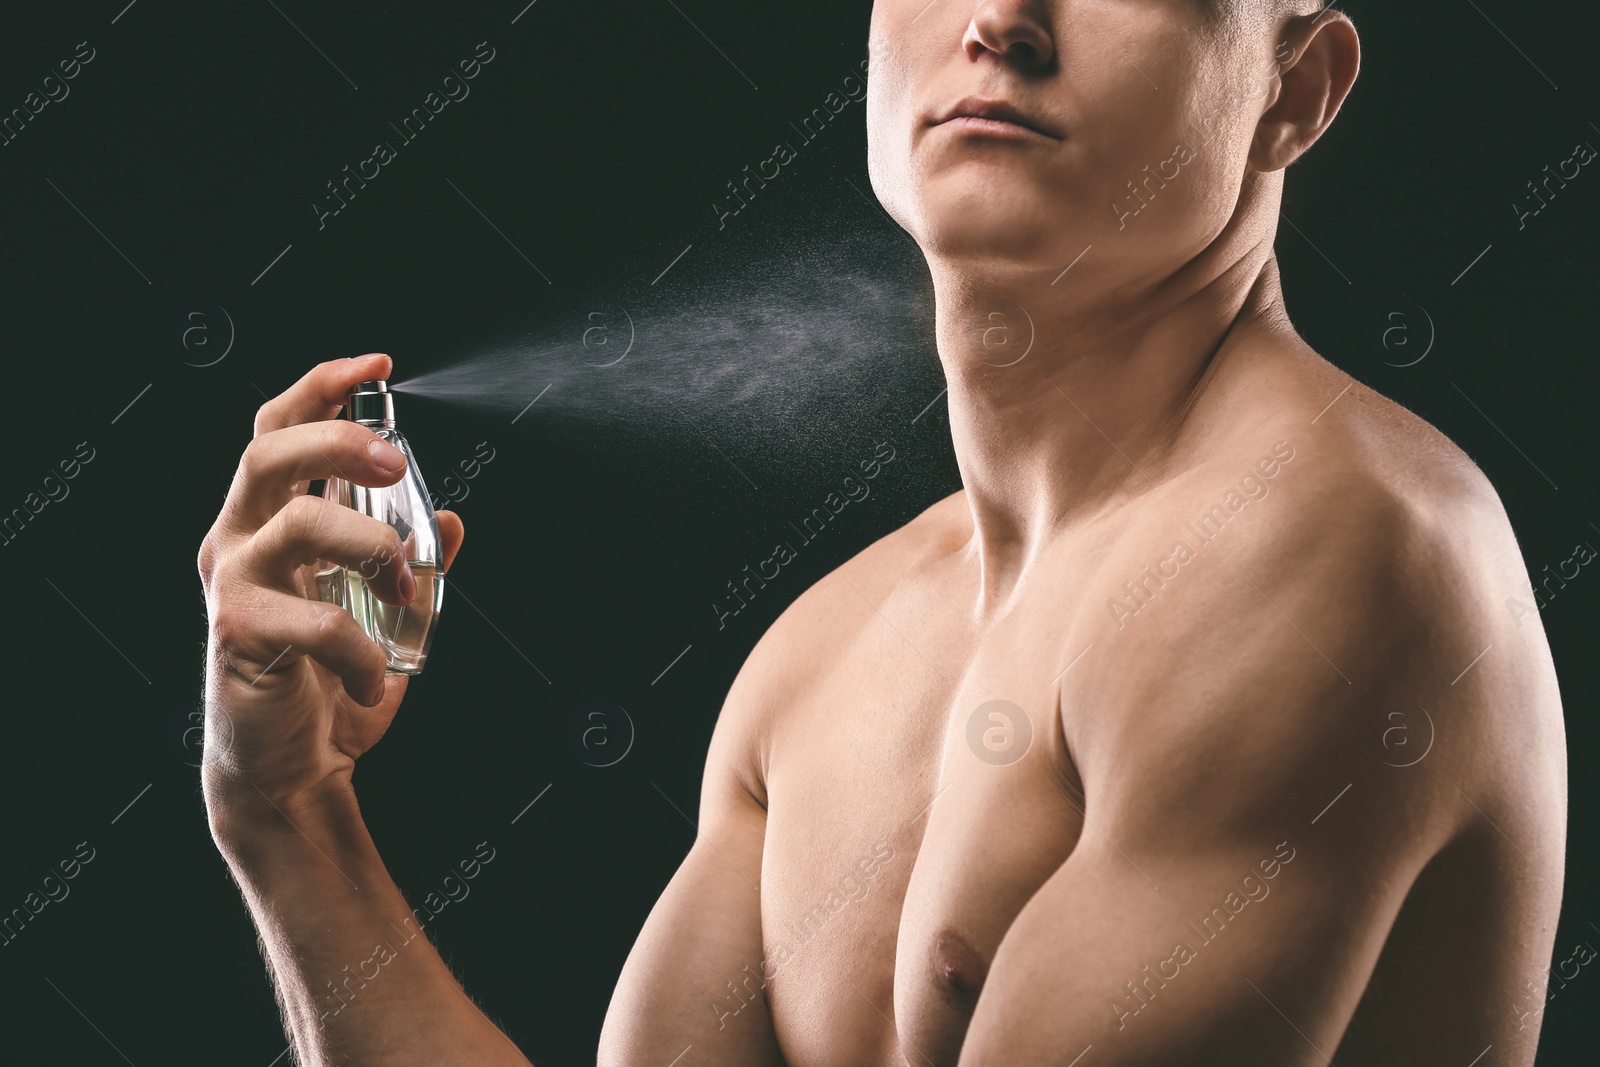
[963, 0, 1056, 68]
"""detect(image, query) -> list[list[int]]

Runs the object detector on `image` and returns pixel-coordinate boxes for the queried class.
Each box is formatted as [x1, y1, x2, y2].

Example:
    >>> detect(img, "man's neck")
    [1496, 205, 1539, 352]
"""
[931, 212, 1291, 608]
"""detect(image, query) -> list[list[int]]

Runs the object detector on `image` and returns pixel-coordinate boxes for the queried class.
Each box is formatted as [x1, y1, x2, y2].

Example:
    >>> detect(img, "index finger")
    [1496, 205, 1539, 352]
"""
[254, 353, 393, 436]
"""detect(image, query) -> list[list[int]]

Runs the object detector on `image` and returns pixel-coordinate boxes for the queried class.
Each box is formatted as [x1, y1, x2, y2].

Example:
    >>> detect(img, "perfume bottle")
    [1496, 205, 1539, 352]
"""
[314, 380, 444, 674]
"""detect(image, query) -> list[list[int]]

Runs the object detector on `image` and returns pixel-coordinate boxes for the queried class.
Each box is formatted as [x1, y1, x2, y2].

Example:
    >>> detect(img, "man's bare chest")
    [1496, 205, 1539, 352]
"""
[752, 578, 1093, 1066]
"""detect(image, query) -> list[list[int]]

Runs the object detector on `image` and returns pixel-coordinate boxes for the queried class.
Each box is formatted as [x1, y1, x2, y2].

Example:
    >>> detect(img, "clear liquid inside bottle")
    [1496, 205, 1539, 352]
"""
[346, 560, 444, 673]
[316, 422, 444, 674]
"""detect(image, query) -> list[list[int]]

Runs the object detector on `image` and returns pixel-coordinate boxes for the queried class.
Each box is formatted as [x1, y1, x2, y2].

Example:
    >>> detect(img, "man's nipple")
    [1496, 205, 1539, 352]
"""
[929, 927, 990, 1006]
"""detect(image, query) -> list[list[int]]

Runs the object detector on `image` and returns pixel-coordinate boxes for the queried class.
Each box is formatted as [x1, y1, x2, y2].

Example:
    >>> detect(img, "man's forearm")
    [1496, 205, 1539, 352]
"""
[206, 772, 531, 1067]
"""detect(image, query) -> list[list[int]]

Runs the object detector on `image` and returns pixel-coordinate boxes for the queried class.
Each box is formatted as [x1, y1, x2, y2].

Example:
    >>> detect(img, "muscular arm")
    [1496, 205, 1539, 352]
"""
[959, 481, 1564, 1065]
[202, 356, 784, 1064]
[599, 632, 787, 1066]
[208, 772, 532, 1066]
[199, 356, 529, 1065]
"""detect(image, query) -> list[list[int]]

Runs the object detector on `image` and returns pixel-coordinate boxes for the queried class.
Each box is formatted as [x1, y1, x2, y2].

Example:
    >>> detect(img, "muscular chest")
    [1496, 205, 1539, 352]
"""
[757, 583, 1090, 1067]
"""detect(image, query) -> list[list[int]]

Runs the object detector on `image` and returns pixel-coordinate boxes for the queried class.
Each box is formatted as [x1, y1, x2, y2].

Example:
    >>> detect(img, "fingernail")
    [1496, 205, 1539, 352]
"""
[368, 438, 406, 471]
[400, 563, 417, 601]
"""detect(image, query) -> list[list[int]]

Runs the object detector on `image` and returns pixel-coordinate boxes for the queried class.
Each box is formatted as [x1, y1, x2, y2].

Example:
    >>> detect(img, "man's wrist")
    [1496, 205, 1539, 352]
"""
[203, 764, 361, 860]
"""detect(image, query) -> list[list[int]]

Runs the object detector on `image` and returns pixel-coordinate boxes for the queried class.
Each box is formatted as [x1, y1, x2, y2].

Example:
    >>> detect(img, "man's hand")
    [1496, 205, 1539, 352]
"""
[197, 352, 464, 809]
[197, 355, 526, 1067]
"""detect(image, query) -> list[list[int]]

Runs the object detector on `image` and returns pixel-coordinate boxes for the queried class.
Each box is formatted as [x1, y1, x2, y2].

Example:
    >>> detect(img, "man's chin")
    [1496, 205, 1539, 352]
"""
[906, 170, 1095, 261]
[915, 207, 1090, 273]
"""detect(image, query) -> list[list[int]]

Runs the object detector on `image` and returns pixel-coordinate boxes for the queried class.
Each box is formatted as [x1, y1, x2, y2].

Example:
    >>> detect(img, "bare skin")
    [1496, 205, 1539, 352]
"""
[201, 2, 1566, 1065]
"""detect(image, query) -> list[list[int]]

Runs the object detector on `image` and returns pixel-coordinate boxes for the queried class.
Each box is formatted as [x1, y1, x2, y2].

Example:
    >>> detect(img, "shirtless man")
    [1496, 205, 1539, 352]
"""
[198, 1, 1567, 1064]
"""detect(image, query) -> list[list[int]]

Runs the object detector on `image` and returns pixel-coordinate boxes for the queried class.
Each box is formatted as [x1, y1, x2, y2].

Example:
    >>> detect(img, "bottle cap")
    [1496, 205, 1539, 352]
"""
[347, 380, 395, 427]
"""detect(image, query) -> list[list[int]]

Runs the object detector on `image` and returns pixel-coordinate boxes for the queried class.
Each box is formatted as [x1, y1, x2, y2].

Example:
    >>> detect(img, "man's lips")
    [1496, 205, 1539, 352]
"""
[930, 96, 1063, 140]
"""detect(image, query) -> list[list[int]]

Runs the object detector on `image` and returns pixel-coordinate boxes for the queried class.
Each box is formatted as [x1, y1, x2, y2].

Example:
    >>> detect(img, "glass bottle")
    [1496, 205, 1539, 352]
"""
[314, 379, 444, 674]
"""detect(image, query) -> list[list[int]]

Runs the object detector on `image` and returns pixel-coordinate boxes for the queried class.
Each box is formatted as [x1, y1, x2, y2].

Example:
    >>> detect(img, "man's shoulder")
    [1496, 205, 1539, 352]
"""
[715, 488, 968, 724]
[1097, 355, 1560, 792]
[750, 488, 969, 656]
[1163, 351, 1520, 623]
[1077, 362, 1564, 857]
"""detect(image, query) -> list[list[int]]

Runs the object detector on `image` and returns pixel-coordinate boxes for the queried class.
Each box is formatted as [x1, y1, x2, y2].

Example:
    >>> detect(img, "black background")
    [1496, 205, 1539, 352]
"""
[0, 1, 1595, 1063]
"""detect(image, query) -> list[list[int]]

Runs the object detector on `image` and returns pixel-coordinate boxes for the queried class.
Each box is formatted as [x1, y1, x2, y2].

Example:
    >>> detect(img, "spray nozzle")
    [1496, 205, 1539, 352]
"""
[347, 379, 395, 427]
